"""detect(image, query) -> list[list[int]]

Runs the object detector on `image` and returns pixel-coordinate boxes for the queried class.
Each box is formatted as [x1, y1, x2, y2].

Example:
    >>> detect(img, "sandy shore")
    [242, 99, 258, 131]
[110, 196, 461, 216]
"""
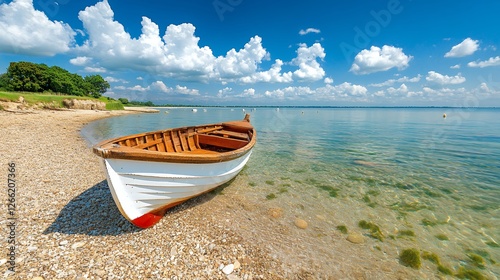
[0, 109, 429, 280]
[0, 109, 289, 280]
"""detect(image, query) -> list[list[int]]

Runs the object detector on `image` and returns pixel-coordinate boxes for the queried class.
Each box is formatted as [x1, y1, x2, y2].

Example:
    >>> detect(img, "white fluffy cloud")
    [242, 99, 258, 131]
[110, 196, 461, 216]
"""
[114, 80, 200, 96]
[263, 83, 367, 100]
[467, 56, 500, 68]
[75, 1, 317, 84]
[264, 86, 314, 99]
[426, 71, 466, 85]
[70, 56, 92, 66]
[422, 87, 466, 96]
[387, 84, 409, 95]
[444, 38, 479, 58]
[370, 75, 421, 87]
[332, 82, 368, 96]
[0, 0, 327, 86]
[240, 59, 293, 83]
[77, 2, 215, 77]
[350, 45, 412, 75]
[175, 85, 199, 95]
[214, 36, 269, 78]
[84, 66, 106, 73]
[151, 81, 171, 93]
[292, 43, 326, 81]
[299, 28, 321, 35]
[0, 0, 75, 56]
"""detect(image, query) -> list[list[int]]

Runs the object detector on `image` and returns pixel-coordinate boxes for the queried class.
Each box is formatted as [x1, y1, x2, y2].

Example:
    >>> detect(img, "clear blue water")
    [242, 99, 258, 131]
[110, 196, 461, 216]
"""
[83, 107, 500, 277]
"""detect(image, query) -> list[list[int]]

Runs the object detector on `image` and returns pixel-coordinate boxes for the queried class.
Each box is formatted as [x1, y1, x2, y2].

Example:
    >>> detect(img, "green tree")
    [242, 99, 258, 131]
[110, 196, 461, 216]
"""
[47, 66, 74, 94]
[7, 62, 50, 92]
[0, 73, 10, 90]
[3, 61, 111, 97]
[84, 75, 110, 98]
[118, 98, 129, 104]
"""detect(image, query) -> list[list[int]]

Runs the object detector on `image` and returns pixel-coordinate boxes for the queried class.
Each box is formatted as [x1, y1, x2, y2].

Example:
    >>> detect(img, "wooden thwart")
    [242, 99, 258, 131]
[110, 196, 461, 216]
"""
[211, 129, 249, 140]
[197, 134, 248, 150]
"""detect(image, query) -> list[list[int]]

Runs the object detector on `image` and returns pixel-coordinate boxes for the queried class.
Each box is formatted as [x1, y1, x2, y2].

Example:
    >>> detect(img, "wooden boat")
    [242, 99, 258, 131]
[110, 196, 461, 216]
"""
[93, 114, 256, 228]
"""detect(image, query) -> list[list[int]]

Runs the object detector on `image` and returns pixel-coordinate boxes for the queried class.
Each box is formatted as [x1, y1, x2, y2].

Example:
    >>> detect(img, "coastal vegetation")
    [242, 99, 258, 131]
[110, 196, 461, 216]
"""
[0, 91, 124, 110]
[0, 61, 109, 98]
[336, 225, 348, 234]
[399, 248, 421, 269]
[0, 61, 128, 110]
[358, 220, 384, 241]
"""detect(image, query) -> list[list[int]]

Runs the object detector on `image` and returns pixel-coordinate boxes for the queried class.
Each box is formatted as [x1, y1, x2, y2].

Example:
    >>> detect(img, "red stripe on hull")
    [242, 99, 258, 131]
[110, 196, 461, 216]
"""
[130, 200, 186, 228]
[131, 213, 163, 229]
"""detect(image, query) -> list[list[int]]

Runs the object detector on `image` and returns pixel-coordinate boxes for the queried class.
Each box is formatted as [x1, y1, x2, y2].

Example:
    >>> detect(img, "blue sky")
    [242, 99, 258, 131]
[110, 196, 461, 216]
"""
[1, 0, 499, 106]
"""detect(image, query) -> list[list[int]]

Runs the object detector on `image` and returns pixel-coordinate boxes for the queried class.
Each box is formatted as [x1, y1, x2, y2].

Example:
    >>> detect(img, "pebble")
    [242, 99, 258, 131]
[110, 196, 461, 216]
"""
[233, 260, 241, 270]
[0, 110, 330, 279]
[94, 269, 106, 277]
[294, 218, 308, 229]
[222, 264, 235, 275]
[347, 233, 365, 244]
[170, 245, 178, 257]
[71, 241, 86, 249]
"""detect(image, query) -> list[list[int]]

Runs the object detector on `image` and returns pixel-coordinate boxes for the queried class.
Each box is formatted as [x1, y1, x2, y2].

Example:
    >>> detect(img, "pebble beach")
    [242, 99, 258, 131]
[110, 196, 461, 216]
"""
[0, 109, 448, 279]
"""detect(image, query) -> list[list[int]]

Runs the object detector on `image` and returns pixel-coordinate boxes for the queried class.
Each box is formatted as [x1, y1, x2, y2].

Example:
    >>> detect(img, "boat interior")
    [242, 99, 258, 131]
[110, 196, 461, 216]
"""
[113, 122, 254, 155]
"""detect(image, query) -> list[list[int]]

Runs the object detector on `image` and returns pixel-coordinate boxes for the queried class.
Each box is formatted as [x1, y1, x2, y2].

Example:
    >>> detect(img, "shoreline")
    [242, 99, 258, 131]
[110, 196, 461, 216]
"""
[0, 108, 453, 279]
[0, 109, 288, 279]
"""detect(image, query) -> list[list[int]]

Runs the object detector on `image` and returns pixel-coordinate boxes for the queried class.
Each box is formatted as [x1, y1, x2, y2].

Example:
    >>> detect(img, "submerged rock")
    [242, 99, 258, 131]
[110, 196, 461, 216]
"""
[294, 218, 308, 229]
[347, 233, 365, 244]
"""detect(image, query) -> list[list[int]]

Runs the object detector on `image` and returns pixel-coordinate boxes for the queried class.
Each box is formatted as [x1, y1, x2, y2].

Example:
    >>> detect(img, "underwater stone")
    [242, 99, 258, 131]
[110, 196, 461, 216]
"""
[294, 218, 308, 229]
[347, 233, 365, 244]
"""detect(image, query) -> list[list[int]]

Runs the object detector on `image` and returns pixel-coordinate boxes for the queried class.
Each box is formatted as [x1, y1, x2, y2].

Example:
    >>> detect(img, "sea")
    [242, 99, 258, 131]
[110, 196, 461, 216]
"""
[82, 107, 499, 278]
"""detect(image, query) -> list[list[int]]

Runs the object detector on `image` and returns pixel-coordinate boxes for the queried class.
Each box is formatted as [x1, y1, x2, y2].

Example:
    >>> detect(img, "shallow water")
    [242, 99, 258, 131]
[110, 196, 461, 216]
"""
[83, 107, 500, 278]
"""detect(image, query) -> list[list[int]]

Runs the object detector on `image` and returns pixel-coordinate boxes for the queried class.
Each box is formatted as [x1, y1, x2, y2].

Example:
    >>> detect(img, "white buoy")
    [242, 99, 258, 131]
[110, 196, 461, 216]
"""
[443, 113, 447, 118]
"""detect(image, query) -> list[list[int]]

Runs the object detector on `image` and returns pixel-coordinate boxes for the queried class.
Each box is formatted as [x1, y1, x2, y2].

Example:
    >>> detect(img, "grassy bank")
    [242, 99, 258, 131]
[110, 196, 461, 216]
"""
[0, 91, 124, 110]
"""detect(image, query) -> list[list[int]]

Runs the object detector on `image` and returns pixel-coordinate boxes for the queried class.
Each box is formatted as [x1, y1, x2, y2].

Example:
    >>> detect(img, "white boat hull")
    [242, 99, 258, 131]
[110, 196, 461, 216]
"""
[101, 150, 252, 228]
